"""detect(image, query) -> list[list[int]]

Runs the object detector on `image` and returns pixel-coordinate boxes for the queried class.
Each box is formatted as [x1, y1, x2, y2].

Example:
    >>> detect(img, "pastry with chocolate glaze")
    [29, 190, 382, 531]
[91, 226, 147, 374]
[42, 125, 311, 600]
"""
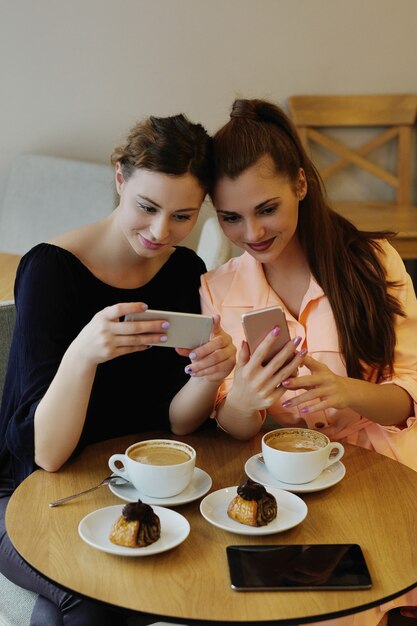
[109, 500, 161, 547]
[227, 478, 277, 527]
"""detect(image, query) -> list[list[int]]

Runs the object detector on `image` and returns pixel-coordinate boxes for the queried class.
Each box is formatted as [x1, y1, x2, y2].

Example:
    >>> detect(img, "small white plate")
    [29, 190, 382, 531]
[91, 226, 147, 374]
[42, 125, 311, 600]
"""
[108, 467, 212, 506]
[200, 486, 307, 536]
[245, 454, 346, 493]
[78, 505, 190, 556]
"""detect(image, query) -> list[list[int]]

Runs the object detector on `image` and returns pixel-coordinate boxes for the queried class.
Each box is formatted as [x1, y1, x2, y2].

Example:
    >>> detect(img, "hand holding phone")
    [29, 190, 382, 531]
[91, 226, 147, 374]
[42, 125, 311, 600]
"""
[242, 306, 291, 366]
[124, 309, 213, 349]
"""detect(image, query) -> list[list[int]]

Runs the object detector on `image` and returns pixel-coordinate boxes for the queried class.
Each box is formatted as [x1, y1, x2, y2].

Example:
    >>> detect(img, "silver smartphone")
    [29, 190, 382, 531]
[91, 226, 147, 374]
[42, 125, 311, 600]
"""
[124, 309, 213, 349]
[242, 306, 291, 365]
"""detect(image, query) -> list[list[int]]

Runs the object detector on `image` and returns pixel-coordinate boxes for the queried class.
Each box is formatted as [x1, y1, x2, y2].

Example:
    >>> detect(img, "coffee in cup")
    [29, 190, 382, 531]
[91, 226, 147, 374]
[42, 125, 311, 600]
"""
[262, 428, 344, 484]
[108, 439, 196, 498]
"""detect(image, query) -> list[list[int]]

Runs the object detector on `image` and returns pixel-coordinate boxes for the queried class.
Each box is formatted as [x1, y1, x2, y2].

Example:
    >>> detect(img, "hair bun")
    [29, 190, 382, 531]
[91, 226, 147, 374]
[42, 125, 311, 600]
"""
[230, 99, 258, 120]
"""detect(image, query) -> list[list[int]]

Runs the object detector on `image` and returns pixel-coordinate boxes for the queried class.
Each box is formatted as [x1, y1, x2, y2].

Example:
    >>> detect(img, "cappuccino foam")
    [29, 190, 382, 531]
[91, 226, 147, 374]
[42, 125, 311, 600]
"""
[128, 444, 191, 466]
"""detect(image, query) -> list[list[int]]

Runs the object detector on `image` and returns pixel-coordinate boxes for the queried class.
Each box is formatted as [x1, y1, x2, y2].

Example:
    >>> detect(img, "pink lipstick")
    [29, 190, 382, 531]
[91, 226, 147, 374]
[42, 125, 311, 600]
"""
[139, 235, 166, 251]
[246, 238, 275, 252]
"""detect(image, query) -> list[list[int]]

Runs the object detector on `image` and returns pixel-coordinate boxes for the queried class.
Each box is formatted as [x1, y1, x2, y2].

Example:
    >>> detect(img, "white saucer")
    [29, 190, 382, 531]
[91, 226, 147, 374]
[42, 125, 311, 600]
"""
[199, 486, 307, 536]
[78, 504, 190, 556]
[108, 467, 212, 506]
[245, 454, 346, 493]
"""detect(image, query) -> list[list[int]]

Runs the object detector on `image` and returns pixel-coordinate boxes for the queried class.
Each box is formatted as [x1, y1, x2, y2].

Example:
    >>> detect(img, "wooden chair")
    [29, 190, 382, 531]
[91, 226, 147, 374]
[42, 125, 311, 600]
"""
[287, 94, 417, 260]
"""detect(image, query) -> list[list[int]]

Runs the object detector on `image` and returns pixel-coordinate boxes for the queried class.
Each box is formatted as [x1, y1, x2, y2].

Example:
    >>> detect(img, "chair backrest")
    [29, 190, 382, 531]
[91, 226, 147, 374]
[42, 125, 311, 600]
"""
[0, 154, 117, 254]
[287, 94, 417, 205]
[0, 301, 16, 403]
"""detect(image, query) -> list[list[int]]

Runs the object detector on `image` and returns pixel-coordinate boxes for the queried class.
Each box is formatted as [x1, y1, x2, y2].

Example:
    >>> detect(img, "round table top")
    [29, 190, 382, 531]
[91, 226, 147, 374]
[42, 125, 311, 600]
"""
[6, 430, 417, 624]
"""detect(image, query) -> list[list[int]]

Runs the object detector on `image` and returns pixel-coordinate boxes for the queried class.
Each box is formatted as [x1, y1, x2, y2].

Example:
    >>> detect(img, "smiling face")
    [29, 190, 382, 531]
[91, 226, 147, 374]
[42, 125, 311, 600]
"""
[213, 155, 307, 265]
[115, 165, 205, 257]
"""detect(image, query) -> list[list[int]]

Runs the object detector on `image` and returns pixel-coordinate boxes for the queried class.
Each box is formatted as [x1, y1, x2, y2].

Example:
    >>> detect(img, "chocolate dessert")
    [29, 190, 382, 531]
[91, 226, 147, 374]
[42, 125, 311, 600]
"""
[227, 478, 277, 527]
[109, 500, 161, 547]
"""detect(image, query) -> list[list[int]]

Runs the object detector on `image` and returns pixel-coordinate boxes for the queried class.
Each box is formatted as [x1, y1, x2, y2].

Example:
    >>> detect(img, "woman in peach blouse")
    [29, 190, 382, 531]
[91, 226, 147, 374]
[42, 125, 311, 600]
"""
[197, 98, 417, 626]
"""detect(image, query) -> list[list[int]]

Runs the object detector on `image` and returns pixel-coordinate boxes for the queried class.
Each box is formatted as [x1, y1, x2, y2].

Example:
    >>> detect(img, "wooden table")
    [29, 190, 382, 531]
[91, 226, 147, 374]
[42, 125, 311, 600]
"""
[6, 430, 417, 624]
[0, 252, 21, 301]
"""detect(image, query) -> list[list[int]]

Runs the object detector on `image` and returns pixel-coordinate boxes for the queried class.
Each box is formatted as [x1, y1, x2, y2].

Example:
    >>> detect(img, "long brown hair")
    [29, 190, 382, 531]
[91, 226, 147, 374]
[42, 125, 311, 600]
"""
[212, 98, 404, 380]
[111, 113, 213, 191]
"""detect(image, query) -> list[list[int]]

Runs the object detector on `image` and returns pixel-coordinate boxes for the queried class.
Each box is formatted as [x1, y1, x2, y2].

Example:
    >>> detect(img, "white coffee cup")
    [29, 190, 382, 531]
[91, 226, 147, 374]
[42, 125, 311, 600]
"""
[108, 439, 196, 498]
[262, 428, 344, 484]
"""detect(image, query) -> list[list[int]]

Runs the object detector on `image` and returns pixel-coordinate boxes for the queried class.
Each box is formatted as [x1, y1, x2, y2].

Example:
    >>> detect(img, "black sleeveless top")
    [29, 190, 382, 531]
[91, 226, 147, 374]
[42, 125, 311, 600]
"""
[0, 243, 207, 490]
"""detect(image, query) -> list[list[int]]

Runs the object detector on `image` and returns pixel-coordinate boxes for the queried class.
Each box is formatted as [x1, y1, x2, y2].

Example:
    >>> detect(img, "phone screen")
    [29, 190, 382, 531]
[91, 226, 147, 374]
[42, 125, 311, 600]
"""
[227, 544, 372, 591]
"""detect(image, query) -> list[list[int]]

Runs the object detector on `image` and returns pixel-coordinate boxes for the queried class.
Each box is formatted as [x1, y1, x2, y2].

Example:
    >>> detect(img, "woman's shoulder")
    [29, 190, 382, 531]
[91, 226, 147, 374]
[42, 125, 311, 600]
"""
[16, 243, 85, 297]
[203, 252, 249, 283]
[373, 239, 407, 279]
[50, 220, 104, 254]
[19, 242, 78, 271]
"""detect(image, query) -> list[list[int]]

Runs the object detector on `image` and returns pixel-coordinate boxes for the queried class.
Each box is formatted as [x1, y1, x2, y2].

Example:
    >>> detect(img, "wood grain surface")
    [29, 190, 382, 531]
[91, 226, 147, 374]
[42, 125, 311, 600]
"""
[6, 430, 417, 623]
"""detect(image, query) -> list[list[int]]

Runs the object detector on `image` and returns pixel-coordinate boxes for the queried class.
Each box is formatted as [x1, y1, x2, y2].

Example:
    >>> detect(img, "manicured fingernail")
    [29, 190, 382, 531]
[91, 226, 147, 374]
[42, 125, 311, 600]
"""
[141, 303, 148, 311]
[282, 380, 291, 387]
[300, 407, 309, 414]
[292, 336, 302, 347]
[282, 400, 291, 408]
[161, 321, 170, 329]
[160, 335, 168, 342]
[271, 326, 280, 337]
[298, 348, 308, 357]
[185, 366, 193, 374]
[189, 352, 197, 360]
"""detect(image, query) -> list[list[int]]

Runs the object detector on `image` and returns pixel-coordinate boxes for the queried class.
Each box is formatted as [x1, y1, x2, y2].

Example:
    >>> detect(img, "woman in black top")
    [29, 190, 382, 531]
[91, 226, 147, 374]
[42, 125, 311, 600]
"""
[0, 113, 235, 625]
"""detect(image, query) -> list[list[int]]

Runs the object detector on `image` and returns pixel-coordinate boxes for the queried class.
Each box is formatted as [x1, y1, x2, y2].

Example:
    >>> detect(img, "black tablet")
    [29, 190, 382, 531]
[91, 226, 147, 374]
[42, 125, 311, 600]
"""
[227, 544, 372, 591]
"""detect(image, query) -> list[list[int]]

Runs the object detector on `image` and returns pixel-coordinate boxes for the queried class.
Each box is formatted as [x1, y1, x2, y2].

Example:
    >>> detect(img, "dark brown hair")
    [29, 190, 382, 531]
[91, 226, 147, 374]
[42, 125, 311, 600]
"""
[111, 113, 213, 191]
[212, 98, 404, 380]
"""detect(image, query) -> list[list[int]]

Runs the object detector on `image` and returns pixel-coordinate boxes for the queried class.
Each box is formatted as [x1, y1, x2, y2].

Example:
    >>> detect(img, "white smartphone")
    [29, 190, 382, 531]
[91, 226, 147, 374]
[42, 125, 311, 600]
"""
[242, 306, 291, 365]
[124, 309, 213, 349]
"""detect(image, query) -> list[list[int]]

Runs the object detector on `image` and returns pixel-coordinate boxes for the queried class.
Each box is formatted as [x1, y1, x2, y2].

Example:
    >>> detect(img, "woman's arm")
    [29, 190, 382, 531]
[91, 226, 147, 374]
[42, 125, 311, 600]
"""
[280, 355, 413, 426]
[34, 302, 174, 471]
[214, 331, 305, 440]
[169, 316, 236, 435]
[281, 247, 417, 426]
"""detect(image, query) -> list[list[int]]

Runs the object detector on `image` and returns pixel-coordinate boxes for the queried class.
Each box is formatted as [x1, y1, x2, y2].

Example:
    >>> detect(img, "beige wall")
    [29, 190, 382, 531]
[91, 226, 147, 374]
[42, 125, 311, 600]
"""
[1, 0, 416, 213]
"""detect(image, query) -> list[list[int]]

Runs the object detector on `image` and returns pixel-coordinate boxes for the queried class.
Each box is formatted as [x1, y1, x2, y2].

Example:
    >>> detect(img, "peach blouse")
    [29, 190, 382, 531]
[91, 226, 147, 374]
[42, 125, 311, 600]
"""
[200, 241, 417, 471]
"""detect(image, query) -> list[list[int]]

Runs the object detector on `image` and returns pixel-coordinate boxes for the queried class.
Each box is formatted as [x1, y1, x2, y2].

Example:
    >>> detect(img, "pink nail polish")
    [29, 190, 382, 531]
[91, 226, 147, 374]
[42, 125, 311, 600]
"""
[271, 326, 280, 337]
[300, 407, 309, 414]
[292, 336, 302, 347]
[282, 380, 291, 386]
[282, 400, 291, 408]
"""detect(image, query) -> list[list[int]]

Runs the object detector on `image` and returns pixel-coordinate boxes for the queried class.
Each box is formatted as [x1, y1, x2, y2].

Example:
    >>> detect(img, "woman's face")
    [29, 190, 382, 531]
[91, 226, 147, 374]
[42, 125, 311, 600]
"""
[116, 165, 205, 257]
[213, 155, 306, 264]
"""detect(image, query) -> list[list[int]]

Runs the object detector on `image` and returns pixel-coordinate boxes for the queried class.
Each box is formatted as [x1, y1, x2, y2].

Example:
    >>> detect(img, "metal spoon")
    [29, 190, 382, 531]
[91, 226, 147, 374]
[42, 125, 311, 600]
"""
[48, 475, 130, 507]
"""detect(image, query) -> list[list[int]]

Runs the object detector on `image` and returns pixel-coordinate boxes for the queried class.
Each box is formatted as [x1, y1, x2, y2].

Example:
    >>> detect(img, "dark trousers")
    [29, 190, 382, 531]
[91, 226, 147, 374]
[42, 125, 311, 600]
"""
[0, 495, 127, 626]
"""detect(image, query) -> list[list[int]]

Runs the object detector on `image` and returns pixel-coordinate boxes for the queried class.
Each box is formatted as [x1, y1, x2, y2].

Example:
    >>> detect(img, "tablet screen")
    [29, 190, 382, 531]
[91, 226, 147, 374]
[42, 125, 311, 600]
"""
[227, 544, 372, 591]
